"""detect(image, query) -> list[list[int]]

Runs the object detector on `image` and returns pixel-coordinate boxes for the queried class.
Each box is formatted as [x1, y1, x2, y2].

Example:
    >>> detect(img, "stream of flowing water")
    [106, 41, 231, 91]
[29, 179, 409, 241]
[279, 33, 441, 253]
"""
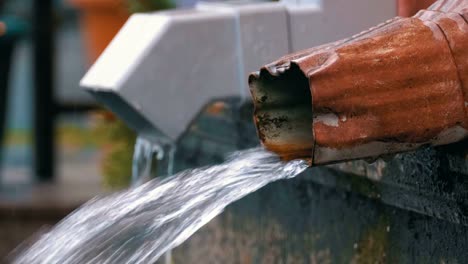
[13, 148, 308, 264]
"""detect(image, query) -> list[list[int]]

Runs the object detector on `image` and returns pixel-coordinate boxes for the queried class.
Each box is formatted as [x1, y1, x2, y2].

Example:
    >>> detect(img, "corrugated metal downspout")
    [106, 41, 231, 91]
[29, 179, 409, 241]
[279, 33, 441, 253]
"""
[249, 0, 468, 165]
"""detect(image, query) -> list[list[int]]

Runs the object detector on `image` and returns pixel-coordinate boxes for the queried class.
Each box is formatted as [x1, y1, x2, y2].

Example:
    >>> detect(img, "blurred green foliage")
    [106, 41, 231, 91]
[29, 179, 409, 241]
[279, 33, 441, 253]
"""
[127, 0, 175, 13]
[92, 112, 136, 189]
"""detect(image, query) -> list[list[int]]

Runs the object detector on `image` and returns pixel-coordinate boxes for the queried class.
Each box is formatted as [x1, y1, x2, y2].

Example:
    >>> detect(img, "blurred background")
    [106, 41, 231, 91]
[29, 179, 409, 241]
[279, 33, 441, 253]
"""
[0, 0, 435, 259]
[0, 0, 195, 256]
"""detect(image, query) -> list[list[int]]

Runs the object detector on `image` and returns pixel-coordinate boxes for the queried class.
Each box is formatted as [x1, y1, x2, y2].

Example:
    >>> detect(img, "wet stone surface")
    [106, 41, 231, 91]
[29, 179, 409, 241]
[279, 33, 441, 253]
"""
[175, 175, 468, 263]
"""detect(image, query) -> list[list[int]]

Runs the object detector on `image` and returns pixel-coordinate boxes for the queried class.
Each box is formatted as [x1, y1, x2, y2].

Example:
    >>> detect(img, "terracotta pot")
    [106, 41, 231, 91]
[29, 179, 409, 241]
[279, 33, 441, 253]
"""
[69, 0, 130, 64]
[0, 22, 5, 36]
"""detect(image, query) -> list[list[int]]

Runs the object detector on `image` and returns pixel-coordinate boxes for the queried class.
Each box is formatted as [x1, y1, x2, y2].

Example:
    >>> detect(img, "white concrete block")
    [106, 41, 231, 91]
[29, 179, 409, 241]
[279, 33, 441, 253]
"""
[82, 9, 242, 140]
[197, 1, 290, 95]
[287, 0, 397, 51]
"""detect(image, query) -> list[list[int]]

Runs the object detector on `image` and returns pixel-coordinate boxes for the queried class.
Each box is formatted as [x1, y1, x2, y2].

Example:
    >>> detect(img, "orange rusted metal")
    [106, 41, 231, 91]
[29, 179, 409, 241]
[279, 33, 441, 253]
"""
[249, 0, 468, 165]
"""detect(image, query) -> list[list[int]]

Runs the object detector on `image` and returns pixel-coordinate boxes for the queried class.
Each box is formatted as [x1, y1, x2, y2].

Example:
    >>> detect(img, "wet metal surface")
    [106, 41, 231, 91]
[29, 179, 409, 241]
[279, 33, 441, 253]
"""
[249, 0, 468, 165]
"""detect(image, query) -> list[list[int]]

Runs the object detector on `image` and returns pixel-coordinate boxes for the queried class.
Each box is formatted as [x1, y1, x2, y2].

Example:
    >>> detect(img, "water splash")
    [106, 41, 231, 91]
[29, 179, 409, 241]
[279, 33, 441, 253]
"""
[132, 136, 176, 185]
[13, 148, 308, 264]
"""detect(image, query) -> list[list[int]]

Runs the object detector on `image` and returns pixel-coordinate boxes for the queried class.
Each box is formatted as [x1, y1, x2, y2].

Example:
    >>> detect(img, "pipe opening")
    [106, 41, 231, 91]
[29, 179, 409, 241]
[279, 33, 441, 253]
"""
[249, 63, 314, 161]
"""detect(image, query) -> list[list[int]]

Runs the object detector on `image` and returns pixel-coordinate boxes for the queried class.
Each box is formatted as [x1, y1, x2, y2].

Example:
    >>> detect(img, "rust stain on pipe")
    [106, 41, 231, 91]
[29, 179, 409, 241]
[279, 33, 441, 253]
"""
[249, 0, 468, 165]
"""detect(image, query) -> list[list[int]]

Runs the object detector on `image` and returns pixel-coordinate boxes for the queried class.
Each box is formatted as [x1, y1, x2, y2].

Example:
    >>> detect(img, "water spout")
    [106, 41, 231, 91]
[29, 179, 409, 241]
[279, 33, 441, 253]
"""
[249, 0, 468, 165]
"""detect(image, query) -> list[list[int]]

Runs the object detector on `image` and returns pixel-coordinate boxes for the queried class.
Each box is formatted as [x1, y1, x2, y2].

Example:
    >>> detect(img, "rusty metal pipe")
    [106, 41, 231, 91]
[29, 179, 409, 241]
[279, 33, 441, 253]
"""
[249, 0, 468, 165]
